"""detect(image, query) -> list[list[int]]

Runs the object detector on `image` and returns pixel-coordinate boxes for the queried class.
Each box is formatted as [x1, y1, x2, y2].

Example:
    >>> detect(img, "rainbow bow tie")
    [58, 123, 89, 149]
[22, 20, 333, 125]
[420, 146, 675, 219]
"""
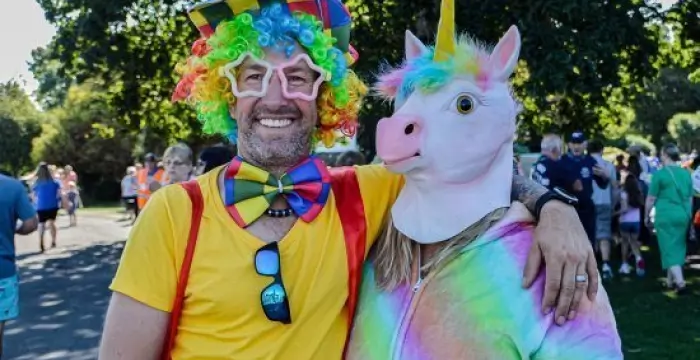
[223, 156, 331, 227]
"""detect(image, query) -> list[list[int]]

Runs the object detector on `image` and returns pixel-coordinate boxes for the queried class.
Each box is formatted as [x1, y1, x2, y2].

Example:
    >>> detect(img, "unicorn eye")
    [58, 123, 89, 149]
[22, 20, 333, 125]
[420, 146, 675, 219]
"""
[456, 95, 475, 114]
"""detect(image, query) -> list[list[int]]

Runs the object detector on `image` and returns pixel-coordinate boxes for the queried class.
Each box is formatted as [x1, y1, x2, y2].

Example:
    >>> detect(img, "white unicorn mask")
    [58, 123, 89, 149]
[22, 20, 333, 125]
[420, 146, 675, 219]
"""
[374, 0, 521, 243]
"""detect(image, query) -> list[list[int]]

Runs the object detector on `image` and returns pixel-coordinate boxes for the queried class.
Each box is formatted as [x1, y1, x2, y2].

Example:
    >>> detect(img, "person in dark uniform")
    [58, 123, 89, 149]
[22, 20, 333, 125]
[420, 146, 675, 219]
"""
[560, 132, 610, 245]
[531, 134, 581, 193]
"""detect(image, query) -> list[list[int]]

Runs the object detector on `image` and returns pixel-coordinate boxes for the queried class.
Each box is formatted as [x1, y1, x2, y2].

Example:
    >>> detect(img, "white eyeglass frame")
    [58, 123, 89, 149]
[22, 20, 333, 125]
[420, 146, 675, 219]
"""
[219, 52, 329, 101]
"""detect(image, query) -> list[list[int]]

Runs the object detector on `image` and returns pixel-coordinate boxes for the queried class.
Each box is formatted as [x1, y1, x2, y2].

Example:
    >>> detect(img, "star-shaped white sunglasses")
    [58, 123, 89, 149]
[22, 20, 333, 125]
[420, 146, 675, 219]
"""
[220, 52, 329, 101]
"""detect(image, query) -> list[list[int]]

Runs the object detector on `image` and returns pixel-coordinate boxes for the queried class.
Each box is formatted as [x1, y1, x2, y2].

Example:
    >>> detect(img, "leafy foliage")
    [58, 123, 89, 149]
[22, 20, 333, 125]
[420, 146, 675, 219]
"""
[632, 68, 700, 146]
[0, 81, 42, 175]
[667, 111, 700, 152]
[348, 0, 663, 155]
[32, 80, 138, 202]
[32, 0, 206, 151]
[29, 0, 695, 158]
[665, 0, 699, 68]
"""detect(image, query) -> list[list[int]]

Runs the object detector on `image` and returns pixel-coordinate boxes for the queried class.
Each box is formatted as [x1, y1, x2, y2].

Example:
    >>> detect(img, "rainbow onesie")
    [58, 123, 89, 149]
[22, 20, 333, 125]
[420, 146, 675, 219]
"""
[346, 211, 623, 359]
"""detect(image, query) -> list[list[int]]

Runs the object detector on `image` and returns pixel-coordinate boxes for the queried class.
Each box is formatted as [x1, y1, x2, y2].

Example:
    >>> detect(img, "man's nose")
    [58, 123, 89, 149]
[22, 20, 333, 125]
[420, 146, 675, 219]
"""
[261, 73, 285, 104]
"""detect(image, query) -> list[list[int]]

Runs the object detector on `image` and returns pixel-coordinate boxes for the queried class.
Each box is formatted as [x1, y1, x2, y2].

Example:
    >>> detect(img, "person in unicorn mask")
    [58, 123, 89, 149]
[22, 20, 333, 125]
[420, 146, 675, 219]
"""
[346, 1, 622, 358]
[101, 0, 600, 358]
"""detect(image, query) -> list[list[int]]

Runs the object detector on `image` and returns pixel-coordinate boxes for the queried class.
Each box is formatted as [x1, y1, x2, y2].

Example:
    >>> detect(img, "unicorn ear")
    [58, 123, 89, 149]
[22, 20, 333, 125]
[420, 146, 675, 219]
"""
[489, 25, 521, 82]
[405, 30, 428, 61]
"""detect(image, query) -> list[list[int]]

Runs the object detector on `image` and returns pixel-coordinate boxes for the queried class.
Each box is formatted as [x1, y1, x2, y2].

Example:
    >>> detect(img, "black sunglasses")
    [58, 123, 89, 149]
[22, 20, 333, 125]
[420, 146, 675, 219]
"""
[254, 241, 292, 324]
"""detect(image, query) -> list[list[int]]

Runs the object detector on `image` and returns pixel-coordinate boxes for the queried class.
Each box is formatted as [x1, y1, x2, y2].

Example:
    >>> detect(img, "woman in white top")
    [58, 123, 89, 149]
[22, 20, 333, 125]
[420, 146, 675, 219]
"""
[617, 171, 646, 276]
[120, 167, 138, 222]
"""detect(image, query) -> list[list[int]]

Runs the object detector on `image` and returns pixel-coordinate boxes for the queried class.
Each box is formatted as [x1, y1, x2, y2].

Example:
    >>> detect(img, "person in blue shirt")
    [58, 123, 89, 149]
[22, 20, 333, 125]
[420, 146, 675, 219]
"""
[31, 163, 64, 252]
[0, 174, 38, 357]
[560, 132, 611, 245]
[531, 134, 582, 193]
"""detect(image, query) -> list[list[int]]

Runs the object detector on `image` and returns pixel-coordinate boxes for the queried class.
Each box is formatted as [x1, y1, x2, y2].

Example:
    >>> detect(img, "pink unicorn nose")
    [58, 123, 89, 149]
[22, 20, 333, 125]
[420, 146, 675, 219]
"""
[376, 114, 423, 164]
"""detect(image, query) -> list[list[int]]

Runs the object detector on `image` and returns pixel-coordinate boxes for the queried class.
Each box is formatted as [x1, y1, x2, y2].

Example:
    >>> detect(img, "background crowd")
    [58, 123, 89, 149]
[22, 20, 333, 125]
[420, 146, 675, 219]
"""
[528, 133, 698, 294]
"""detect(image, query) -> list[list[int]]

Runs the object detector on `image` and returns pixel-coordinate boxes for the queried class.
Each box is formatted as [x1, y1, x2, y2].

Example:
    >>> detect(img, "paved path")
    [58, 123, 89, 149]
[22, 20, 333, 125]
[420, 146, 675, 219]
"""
[5, 211, 132, 360]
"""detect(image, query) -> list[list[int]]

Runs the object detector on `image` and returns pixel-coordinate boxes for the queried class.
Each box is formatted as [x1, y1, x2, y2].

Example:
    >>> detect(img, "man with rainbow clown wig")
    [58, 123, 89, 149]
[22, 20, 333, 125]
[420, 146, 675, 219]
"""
[346, 0, 622, 358]
[99, 1, 601, 359]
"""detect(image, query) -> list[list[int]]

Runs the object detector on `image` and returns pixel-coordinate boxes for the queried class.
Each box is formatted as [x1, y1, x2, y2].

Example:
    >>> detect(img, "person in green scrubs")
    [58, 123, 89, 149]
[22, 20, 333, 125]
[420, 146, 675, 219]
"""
[645, 144, 692, 293]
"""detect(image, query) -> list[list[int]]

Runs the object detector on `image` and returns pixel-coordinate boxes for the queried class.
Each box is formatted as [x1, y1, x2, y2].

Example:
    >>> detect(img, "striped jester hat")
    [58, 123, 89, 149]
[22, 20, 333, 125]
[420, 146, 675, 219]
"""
[187, 0, 359, 65]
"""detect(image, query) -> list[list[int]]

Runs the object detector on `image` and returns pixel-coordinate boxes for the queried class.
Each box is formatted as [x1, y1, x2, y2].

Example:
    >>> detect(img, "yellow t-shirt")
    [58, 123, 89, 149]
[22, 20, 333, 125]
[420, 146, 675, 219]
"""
[109, 164, 404, 359]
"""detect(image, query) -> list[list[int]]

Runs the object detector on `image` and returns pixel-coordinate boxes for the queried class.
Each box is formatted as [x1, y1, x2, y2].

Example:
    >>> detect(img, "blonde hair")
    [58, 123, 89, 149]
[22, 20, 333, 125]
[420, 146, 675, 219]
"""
[373, 207, 508, 291]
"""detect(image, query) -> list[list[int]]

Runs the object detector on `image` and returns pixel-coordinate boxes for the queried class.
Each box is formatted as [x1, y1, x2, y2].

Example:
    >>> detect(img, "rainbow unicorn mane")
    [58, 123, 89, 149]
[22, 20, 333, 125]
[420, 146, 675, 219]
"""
[375, 36, 496, 105]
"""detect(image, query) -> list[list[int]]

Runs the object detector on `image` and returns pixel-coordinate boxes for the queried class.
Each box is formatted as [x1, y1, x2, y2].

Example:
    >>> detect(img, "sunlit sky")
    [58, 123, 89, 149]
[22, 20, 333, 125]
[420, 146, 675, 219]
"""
[0, 0, 680, 97]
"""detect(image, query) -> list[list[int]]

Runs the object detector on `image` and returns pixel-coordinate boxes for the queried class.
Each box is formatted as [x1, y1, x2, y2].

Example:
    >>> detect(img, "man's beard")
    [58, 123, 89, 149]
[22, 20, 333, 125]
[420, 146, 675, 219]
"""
[238, 105, 314, 171]
[241, 128, 312, 168]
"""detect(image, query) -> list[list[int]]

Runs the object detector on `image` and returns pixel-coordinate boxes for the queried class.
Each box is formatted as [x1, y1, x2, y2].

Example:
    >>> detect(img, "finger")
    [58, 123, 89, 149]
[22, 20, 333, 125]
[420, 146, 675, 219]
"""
[585, 250, 599, 301]
[554, 261, 577, 326]
[567, 262, 588, 321]
[522, 241, 542, 288]
[541, 255, 563, 316]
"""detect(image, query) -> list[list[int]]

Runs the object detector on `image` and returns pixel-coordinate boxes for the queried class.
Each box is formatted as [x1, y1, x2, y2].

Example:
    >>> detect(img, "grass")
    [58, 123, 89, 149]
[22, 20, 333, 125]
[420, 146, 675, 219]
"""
[605, 241, 700, 359]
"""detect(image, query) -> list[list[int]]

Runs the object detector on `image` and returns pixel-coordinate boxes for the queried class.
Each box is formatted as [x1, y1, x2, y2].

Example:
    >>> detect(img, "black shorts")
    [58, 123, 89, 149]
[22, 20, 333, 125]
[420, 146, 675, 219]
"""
[122, 196, 138, 211]
[37, 208, 59, 223]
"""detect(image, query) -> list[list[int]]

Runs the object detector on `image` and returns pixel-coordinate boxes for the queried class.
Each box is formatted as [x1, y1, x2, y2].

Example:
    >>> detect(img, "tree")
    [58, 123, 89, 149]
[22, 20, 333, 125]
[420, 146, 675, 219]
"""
[633, 68, 700, 146]
[33, 80, 138, 202]
[0, 117, 31, 176]
[29, 46, 72, 110]
[34, 0, 663, 158]
[348, 0, 662, 156]
[667, 111, 700, 152]
[665, 0, 699, 69]
[0, 81, 42, 175]
[32, 0, 208, 148]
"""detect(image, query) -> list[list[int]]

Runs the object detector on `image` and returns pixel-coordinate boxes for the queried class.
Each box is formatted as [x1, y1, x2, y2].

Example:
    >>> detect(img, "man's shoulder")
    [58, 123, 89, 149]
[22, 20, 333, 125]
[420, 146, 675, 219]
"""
[2, 176, 28, 196]
[147, 180, 192, 211]
[560, 153, 575, 164]
[0, 175, 23, 190]
[557, 156, 573, 169]
[334, 164, 401, 183]
[604, 160, 616, 173]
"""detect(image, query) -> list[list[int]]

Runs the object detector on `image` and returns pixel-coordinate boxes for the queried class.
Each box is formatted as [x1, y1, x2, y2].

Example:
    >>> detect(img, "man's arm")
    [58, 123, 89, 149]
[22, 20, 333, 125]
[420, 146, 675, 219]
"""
[512, 174, 599, 325]
[593, 173, 609, 189]
[16, 217, 38, 235]
[511, 175, 548, 215]
[592, 160, 610, 189]
[99, 292, 169, 360]
[101, 186, 184, 358]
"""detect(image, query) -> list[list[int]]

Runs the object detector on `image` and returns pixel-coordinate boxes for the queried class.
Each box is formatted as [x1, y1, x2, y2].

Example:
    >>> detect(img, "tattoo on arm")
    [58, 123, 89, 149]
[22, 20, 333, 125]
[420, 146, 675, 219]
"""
[511, 175, 548, 215]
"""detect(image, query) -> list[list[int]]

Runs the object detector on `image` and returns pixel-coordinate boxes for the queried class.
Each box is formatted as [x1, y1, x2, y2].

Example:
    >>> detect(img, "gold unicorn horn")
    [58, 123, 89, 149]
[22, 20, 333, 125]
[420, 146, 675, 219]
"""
[433, 0, 456, 62]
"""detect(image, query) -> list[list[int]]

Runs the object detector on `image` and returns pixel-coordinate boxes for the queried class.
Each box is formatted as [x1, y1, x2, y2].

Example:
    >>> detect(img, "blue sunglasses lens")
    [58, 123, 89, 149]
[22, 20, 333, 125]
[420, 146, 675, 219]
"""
[255, 249, 279, 276]
[261, 283, 286, 306]
[261, 283, 290, 323]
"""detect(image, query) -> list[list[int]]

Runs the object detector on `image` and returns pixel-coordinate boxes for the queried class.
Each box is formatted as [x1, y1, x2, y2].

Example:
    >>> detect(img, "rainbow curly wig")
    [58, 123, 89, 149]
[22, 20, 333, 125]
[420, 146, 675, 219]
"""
[173, 3, 367, 148]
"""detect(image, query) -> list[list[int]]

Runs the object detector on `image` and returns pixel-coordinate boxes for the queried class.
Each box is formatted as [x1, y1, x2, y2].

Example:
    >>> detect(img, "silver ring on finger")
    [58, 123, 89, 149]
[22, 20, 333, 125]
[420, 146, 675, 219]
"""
[575, 274, 588, 283]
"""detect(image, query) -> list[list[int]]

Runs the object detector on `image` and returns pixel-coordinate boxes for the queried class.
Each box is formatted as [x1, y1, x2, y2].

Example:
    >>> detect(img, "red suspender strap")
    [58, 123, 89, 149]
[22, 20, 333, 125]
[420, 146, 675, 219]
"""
[329, 167, 367, 357]
[160, 180, 204, 360]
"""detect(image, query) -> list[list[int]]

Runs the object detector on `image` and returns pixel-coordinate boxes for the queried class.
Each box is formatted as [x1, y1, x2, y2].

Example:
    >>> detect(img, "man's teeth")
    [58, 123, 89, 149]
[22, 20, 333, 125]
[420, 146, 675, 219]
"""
[259, 118, 292, 128]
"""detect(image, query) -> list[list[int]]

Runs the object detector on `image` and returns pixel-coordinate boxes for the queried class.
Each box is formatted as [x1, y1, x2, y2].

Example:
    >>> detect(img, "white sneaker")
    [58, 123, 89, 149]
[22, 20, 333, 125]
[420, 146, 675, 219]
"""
[602, 264, 614, 280]
[619, 263, 632, 275]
